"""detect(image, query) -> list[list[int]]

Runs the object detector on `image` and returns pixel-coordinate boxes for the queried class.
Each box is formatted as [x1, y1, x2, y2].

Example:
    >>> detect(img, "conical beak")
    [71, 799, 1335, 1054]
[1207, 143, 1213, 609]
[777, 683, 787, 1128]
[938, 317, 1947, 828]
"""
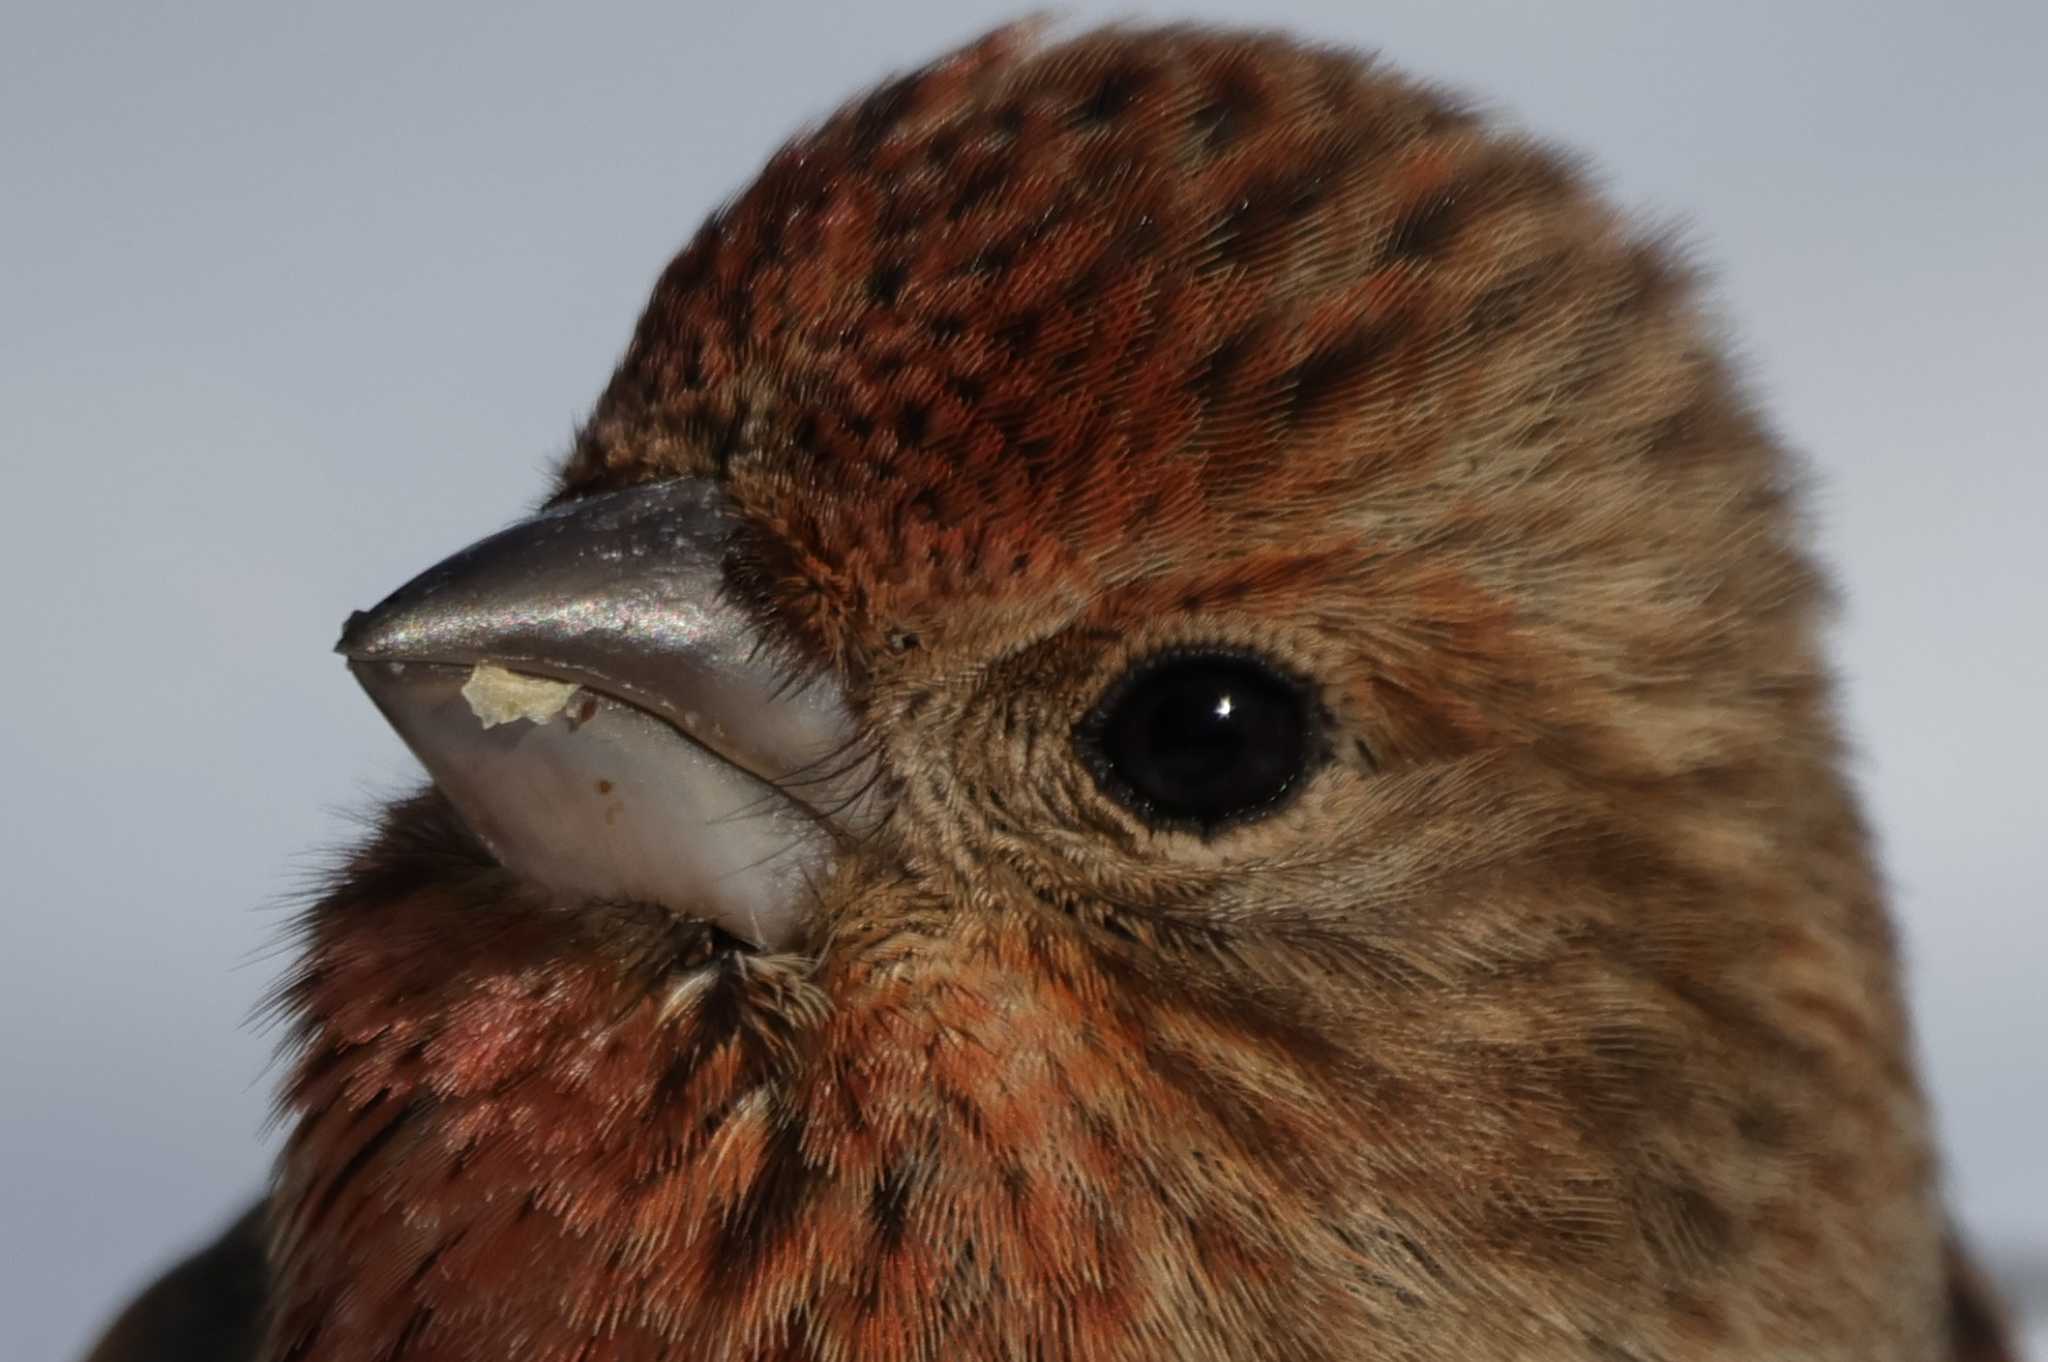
[336, 479, 862, 953]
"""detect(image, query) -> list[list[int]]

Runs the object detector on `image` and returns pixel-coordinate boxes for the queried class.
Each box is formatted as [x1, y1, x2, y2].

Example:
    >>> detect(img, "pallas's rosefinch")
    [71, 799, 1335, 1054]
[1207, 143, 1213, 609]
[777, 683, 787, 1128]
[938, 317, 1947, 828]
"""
[84, 24, 2012, 1362]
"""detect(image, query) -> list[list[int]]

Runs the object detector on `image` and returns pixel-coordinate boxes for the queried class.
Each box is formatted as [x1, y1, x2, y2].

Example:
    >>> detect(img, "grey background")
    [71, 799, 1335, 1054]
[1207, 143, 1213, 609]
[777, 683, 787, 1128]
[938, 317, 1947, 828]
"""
[4, 2, 2042, 1356]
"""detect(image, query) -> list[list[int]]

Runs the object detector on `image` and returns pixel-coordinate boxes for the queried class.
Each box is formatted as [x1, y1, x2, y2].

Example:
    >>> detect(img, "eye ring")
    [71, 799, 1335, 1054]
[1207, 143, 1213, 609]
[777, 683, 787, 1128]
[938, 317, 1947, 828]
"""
[1074, 646, 1325, 836]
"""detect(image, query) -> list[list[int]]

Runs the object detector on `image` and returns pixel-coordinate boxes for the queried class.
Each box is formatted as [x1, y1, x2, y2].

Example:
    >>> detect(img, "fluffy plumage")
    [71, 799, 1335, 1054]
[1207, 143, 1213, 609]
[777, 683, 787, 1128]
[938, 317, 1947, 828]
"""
[87, 22, 2011, 1362]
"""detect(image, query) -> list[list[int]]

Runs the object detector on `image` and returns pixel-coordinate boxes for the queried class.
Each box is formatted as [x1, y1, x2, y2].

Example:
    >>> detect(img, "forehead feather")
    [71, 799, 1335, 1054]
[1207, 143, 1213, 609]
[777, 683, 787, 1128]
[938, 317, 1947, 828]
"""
[565, 25, 1773, 674]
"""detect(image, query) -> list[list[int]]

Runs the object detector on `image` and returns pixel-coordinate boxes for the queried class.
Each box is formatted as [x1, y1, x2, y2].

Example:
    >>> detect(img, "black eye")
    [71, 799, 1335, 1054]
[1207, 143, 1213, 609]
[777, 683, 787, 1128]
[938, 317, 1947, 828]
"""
[1078, 650, 1317, 832]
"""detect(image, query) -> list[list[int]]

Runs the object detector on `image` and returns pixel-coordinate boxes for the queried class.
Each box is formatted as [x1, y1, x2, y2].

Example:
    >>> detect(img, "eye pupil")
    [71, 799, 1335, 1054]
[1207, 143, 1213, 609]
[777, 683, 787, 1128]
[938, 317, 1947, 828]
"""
[1084, 652, 1312, 830]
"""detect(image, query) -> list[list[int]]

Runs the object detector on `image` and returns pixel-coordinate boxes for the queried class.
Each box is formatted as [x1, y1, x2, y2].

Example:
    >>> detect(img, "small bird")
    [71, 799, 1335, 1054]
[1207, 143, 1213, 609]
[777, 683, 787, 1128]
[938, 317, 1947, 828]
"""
[84, 22, 2014, 1362]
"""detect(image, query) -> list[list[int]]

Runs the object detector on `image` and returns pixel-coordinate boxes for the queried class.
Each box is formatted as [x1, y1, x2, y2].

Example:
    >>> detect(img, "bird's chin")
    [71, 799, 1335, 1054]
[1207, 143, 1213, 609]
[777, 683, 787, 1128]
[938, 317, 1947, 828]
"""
[351, 659, 828, 954]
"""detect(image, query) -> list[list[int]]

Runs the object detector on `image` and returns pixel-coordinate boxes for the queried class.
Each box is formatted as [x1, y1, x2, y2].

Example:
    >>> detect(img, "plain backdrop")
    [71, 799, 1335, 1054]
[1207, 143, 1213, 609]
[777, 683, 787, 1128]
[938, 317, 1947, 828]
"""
[4, 2, 2043, 1356]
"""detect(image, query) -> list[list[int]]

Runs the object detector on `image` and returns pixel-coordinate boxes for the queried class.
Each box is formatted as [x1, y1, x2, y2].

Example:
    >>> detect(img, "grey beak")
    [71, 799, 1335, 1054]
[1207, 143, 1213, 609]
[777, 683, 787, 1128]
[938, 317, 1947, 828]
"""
[337, 479, 862, 952]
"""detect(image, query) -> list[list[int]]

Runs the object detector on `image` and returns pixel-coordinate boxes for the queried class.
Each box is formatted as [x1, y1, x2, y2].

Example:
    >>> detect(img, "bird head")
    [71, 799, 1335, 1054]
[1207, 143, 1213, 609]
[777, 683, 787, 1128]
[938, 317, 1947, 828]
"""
[277, 25, 1945, 1361]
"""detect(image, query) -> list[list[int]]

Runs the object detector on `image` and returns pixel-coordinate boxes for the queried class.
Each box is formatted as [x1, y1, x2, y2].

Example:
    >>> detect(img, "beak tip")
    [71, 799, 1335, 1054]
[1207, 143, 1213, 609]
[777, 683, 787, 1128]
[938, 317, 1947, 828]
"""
[335, 609, 371, 657]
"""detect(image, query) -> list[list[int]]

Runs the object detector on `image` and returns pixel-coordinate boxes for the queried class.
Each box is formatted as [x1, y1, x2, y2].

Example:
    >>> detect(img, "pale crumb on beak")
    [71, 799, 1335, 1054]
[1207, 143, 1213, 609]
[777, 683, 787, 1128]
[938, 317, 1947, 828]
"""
[460, 663, 581, 729]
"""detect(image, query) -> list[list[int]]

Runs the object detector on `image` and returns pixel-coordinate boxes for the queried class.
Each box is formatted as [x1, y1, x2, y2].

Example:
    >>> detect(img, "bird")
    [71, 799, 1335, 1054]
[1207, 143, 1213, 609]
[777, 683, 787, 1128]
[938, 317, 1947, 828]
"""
[82, 21, 2014, 1362]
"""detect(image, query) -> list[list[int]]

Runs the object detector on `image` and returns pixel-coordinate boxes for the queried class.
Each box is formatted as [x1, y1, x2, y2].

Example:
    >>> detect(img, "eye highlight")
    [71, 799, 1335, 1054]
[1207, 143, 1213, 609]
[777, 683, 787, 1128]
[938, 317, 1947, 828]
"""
[1076, 649, 1319, 833]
